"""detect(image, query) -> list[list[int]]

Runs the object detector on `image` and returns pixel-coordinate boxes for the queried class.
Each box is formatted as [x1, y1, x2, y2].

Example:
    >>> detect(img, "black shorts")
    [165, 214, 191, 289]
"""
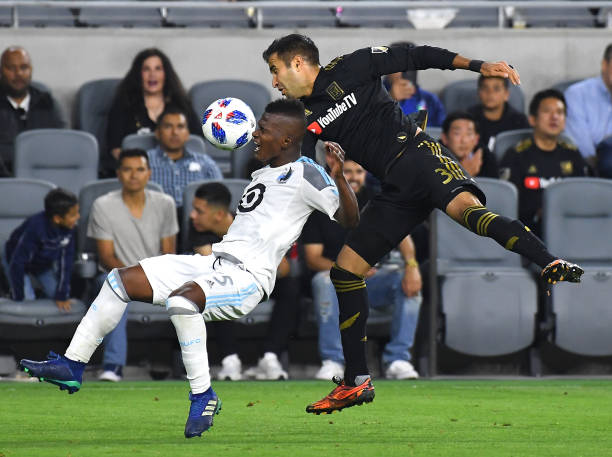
[346, 131, 486, 266]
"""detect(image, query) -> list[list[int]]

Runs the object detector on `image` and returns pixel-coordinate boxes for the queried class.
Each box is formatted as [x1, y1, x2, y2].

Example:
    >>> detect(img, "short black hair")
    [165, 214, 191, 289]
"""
[529, 89, 566, 117]
[194, 182, 231, 210]
[44, 188, 77, 219]
[442, 111, 479, 135]
[157, 104, 189, 126]
[604, 43, 612, 62]
[264, 98, 307, 133]
[117, 148, 150, 169]
[262, 34, 320, 66]
[477, 74, 510, 89]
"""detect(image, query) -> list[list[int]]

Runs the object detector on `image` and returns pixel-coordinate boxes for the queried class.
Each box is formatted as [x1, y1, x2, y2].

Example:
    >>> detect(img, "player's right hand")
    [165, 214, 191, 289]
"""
[481, 61, 521, 85]
[324, 141, 345, 179]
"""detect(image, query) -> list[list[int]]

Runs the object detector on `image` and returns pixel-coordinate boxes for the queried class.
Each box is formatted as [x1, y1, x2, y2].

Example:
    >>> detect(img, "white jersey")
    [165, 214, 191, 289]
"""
[212, 157, 340, 296]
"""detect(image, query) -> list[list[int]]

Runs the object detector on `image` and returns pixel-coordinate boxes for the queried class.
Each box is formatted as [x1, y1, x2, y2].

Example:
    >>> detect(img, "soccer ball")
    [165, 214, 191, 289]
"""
[201, 97, 256, 150]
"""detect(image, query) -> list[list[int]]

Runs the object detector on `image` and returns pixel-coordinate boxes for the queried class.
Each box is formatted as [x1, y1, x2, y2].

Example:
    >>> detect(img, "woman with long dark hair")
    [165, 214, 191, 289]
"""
[106, 48, 200, 166]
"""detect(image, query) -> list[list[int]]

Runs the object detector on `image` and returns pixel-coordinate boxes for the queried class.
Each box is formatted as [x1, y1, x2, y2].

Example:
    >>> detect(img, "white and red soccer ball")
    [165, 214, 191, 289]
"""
[201, 97, 256, 150]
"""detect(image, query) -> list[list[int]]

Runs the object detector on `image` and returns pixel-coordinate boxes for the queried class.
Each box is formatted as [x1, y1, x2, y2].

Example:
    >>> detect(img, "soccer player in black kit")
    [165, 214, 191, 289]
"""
[262, 34, 584, 414]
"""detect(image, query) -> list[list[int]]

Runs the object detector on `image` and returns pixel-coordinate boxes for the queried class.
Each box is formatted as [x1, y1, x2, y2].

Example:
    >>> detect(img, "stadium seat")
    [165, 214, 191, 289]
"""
[493, 129, 575, 162]
[16, 4, 76, 27]
[433, 178, 538, 357]
[14, 130, 98, 196]
[446, 6, 501, 27]
[440, 79, 525, 117]
[553, 78, 585, 95]
[121, 133, 230, 176]
[337, 7, 414, 28]
[518, 7, 595, 28]
[0, 178, 85, 342]
[78, 6, 163, 27]
[0, 5, 11, 26]
[166, 6, 253, 28]
[180, 178, 249, 251]
[73, 78, 121, 172]
[189, 81, 270, 178]
[543, 178, 612, 356]
[426, 126, 443, 141]
[259, 6, 337, 28]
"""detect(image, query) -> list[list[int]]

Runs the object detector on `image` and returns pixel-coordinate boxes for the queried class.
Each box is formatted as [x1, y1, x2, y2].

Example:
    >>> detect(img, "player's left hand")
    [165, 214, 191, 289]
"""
[481, 61, 521, 85]
[324, 141, 345, 179]
[402, 264, 422, 297]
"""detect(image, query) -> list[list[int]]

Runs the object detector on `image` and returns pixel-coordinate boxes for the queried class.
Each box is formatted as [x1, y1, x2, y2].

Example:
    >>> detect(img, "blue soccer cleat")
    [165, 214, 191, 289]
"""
[184, 387, 222, 438]
[20, 351, 85, 394]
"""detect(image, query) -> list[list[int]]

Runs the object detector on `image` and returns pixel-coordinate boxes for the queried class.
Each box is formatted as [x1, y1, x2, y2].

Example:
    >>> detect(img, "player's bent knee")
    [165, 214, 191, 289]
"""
[166, 295, 201, 316]
[169, 281, 206, 312]
[106, 268, 130, 302]
[446, 191, 483, 223]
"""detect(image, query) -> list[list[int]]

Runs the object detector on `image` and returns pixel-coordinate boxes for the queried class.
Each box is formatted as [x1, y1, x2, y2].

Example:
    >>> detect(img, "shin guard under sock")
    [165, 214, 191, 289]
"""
[330, 264, 369, 385]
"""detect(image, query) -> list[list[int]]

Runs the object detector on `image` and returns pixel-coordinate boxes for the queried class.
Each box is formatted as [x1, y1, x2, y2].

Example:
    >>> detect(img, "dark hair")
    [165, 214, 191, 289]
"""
[112, 48, 193, 122]
[604, 43, 612, 62]
[194, 182, 231, 210]
[477, 74, 510, 89]
[529, 89, 566, 117]
[44, 188, 77, 219]
[442, 111, 479, 135]
[264, 98, 307, 131]
[157, 104, 189, 127]
[117, 148, 150, 169]
[262, 34, 320, 66]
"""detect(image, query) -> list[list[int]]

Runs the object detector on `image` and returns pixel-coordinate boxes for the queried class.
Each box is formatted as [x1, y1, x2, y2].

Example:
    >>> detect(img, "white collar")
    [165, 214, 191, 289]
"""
[7, 92, 30, 112]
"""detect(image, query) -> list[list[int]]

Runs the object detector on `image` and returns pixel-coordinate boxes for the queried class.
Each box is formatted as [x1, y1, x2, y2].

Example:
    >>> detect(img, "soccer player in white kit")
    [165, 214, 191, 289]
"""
[20, 99, 360, 438]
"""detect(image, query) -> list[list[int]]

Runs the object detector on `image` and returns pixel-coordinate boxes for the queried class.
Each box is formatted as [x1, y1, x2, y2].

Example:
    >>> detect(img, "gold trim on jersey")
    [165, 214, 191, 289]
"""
[419, 140, 467, 183]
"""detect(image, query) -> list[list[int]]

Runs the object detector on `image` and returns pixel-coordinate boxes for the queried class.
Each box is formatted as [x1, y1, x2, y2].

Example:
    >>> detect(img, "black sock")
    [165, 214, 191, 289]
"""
[462, 205, 556, 268]
[330, 264, 369, 385]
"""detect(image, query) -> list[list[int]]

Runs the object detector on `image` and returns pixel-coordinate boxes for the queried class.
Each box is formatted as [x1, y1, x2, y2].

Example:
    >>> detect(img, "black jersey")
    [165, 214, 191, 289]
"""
[300, 44, 457, 180]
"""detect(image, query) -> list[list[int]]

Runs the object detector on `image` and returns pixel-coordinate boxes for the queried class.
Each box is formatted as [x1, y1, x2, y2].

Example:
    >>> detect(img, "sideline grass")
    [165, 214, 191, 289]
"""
[1, 379, 612, 457]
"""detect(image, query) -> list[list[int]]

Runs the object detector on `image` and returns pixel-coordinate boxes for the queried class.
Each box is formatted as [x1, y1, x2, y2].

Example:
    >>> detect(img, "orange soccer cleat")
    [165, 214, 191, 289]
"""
[306, 376, 375, 415]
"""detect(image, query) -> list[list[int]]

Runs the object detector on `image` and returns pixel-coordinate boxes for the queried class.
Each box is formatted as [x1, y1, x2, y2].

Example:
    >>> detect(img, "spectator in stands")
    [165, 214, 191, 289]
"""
[2, 188, 78, 311]
[441, 111, 499, 178]
[147, 106, 222, 208]
[106, 48, 200, 172]
[500, 89, 588, 236]
[301, 159, 422, 380]
[0, 46, 65, 175]
[384, 41, 446, 127]
[88, 149, 178, 382]
[564, 43, 612, 166]
[468, 75, 529, 152]
[189, 181, 294, 381]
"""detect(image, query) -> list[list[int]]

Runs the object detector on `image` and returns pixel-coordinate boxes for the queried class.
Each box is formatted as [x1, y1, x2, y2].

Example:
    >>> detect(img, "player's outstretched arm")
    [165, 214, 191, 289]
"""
[326, 141, 359, 229]
[451, 55, 521, 85]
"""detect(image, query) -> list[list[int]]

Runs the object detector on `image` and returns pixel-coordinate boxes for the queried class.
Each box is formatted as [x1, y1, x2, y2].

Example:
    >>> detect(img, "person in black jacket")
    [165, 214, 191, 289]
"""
[262, 34, 584, 414]
[0, 46, 66, 175]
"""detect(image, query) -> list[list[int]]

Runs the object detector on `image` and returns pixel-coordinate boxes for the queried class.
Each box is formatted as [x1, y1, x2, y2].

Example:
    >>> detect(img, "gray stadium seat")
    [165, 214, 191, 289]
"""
[121, 132, 230, 176]
[14, 129, 99, 196]
[166, 6, 253, 28]
[189, 80, 270, 178]
[78, 6, 163, 27]
[493, 129, 575, 162]
[17, 4, 76, 27]
[259, 6, 336, 28]
[433, 178, 538, 357]
[447, 7, 501, 28]
[180, 178, 249, 251]
[519, 7, 595, 28]
[440, 79, 525, 117]
[543, 178, 612, 356]
[0, 5, 12, 26]
[337, 7, 413, 28]
[74, 78, 121, 171]
[426, 126, 443, 141]
[554, 78, 585, 95]
[0, 178, 85, 342]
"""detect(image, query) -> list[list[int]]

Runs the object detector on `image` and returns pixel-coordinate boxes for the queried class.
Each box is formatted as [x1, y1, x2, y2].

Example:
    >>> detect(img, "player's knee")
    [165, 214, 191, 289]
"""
[166, 294, 201, 317]
[168, 281, 206, 312]
[106, 268, 130, 302]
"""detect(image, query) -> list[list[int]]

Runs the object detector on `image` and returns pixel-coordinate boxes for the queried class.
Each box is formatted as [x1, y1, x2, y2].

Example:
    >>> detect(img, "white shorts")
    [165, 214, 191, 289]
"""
[139, 254, 264, 321]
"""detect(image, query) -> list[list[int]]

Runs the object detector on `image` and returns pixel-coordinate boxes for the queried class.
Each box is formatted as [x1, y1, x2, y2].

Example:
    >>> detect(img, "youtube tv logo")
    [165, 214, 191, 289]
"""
[307, 121, 322, 135]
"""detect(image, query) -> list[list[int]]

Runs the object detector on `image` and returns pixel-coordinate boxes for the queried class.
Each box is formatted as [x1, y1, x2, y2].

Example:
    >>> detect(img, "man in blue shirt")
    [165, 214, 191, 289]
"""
[3, 188, 79, 311]
[147, 105, 222, 208]
[564, 43, 612, 164]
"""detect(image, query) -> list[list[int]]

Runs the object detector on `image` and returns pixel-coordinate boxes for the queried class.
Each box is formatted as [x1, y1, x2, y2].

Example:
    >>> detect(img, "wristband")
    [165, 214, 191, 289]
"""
[406, 258, 419, 268]
[469, 59, 484, 73]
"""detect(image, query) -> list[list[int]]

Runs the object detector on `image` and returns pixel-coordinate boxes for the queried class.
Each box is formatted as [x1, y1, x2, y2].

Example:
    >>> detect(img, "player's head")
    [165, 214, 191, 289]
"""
[116, 148, 151, 193]
[477, 75, 510, 111]
[528, 89, 566, 138]
[601, 43, 612, 92]
[191, 182, 232, 233]
[252, 99, 307, 166]
[342, 160, 366, 194]
[441, 111, 480, 159]
[44, 188, 79, 230]
[1, 46, 32, 99]
[263, 34, 320, 99]
[155, 105, 190, 154]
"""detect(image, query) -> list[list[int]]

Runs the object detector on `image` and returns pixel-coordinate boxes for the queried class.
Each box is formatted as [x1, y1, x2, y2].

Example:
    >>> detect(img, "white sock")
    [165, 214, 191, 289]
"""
[65, 271, 129, 363]
[167, 295, 210, 394]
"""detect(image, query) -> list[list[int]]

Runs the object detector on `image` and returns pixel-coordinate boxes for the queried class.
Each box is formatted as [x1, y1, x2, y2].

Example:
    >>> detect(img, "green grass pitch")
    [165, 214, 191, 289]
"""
[1, 379, 612, 457]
